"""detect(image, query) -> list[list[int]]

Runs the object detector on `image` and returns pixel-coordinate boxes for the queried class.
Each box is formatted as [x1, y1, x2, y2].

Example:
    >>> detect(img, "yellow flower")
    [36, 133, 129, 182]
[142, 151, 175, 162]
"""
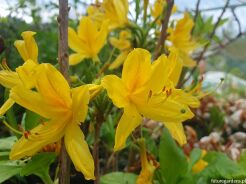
[0, 31, 39, 116]
[102, 48, 195, 151]
[192, 150, 208, 173]
[14, 31, 38, 63]
[136, 139, 158, 184]
[168, 13, 198, 67]
[109, 30, 132, 69]
[152, 49, 200, 145]
[87, 0, 129, 30]
[151, 0, 177, 23]
[9, 63, 95, 180]
[68, 16, 108, 65]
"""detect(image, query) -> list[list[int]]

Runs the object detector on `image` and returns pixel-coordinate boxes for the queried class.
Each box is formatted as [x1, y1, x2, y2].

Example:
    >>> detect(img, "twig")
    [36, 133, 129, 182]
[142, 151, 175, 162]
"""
[191, 2, 246, 12]
[179, 0, 230, 87]
[58, 0, 70, 184]
[93, 111, 104, 184]
[153, 0, 174, 60]
[192, 0, 201, 33]
[231, 8, 242, 35]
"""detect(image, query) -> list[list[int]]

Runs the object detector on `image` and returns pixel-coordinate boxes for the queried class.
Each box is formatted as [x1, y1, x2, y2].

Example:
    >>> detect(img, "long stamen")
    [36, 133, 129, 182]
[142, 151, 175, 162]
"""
[1, 120, 23, 135]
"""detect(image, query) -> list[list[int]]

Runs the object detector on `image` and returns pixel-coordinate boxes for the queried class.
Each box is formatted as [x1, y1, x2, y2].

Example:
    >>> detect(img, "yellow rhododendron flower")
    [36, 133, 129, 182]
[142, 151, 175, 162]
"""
[109, 30, 132, 69]
[102, 48, 196, 151]
[151, 0, 177, 23]
[87, 0, 129, 30]
[68, 16, 108, 65]
[0, 31, 39, 116]
[151, 49, 200, 145]
[14, 31, 38, 63]
[136, 139, 159, 184]
[192, 150, 208, 173]
[9, 63, 95, 180]
[168, 13, 198, 67]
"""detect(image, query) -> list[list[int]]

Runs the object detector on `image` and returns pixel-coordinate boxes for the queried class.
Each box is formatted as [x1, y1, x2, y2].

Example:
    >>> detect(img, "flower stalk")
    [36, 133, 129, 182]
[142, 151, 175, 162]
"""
[58, 0, 70, 183]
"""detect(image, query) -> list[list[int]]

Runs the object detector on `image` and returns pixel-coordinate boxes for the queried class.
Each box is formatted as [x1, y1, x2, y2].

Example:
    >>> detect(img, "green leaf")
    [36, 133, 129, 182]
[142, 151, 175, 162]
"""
[0, 165, 22, 183]
[0, 136, 17, 150]
[20, 152, 57, 184]
[158, 128, 188, 184]
[196, 151, 246, 183]
[238, 151, 246, 173]
[21, 110, 43, 130]
[188, 148, 202, 171]
[100, 172, 137, 184]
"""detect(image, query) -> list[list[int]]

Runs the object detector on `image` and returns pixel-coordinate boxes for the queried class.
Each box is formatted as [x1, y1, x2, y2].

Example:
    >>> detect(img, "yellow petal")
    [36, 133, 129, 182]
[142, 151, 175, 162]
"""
[10, 86, 62, 119]
[86, 84, 103, 100]
[10, 118, 67, 160]
[180, 51, 196, 67]
[0, 70, 21, 88]
[0, 98, 15, 116]
[122, 48, 151, 92]
[35, 64, 72, 109]
[16, 59, 37, 89]
[109, 51, 128, 70]
[102, 75, 128, 108]
[68, 27, 83, 53]
[114, 105, 142, 151]
[78, 17, 97, 42]
[163, 122, 187, 145]
[94, 20, 108, 53]
[14, 40, 29, 62]
[171, 89, 200, 108]
[168, 48, 183, 86]
[71, 85, 90, 124]
[138, 97, 194, 122]
[21, 31, 38, 63]
[149, 54, 169, 93]
[192, 159, 208, 173]
[69, 53, 86, 66]
[65, 123, 95, 180]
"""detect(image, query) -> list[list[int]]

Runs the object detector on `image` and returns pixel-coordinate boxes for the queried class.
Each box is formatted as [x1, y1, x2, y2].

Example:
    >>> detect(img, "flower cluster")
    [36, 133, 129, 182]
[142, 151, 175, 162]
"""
[0, 0, 204, 182]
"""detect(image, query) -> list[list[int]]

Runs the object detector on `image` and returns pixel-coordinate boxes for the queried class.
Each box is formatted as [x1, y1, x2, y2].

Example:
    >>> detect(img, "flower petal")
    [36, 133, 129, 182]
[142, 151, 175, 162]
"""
[163, 122, 187, 145]
[109, 51, 128, 70]
[16, 59, 37, 89]
[0, 70, 21, 88]
[138, 97, 194, 122]
[71, 85, 90, 124]
[35, 64, 72, 108]
[10, 118, 67, 160]
[68, 27, 83, 53]
[0, 98, 15, 116]
[69, 53, 86, 66]
[14, 40, 29, 62]
[21, 31, 38, 63]
[114, 105, 142, 151]
[10, 86, 60, 119]
[65, 123, 95, 180]
[149, 54, 169, 93]
[102, 75, 128, 108]
[122, 48, 151, 92]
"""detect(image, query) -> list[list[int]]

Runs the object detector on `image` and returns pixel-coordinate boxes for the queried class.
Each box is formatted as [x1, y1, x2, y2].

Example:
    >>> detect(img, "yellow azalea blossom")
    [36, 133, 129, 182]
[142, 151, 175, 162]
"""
[109, 30, 132, 69]
[68, 16, 108, 65]
[136, 139, 158, 184]
[87, 0, 129, 30]
[151, 0, 177, 23]
[14, 31, 38, 63]
[0, 31, 39, 116]
[168, 13, 198, 67]
[102, 48, 196, 151]
[192, 150, 208, 173]
[9, 63, 95, 180]
[151, 49, 200, 145]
